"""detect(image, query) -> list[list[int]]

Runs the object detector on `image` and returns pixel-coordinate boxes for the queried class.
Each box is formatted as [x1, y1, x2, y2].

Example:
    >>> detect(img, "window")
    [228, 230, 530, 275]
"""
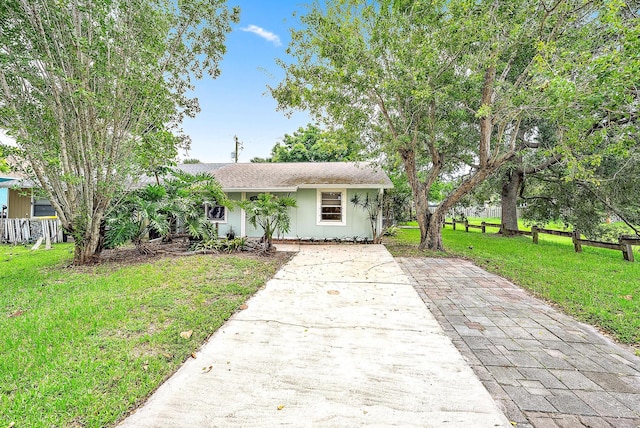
[33, 198, 56, 217]
[205, 204, 226, 223]
[317, 189, 346, 225]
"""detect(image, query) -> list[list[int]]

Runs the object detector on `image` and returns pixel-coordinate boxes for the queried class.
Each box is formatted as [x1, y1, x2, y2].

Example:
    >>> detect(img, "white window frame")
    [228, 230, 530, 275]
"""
[205, 203, 227, 223]
[317, 189, 346, 226]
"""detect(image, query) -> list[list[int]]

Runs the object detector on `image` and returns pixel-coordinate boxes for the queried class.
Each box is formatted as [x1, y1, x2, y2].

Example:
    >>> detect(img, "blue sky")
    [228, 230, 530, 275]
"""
[181, 0, 312, 162]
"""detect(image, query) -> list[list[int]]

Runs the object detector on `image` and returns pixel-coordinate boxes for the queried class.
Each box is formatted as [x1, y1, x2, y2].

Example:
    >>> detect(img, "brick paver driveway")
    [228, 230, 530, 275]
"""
[398, 257, 640, 428]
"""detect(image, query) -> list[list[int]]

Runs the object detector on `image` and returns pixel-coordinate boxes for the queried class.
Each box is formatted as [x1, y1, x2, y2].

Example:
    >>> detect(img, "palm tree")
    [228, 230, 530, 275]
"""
[241, 194, 297, 251]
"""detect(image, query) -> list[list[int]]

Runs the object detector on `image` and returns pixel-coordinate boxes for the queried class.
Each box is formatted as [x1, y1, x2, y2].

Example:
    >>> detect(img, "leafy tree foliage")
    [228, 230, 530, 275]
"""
[240, 194, 297, 250]
[0, 0, 239, 264]
[383, 171, 413, 224]
[272, 0, 637, 250]
[525, 3, 640, 236]
[468, 5, 640, 234]
[519, 149, 640, 239]
[0, 146, 8, 173]
[105, 170, 229, 252]
[253, 124, 362, 163]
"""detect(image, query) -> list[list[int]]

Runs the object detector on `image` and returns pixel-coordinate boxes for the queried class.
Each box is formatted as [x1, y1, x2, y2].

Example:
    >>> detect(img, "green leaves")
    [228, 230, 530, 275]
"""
[0, 145, 9, 173]
[267, 124, 362, 162]
[475, 104, 492, 119]
[104, 170, 228, 250]
[0, 0, 237, 263]
[239, 194, 297, 248]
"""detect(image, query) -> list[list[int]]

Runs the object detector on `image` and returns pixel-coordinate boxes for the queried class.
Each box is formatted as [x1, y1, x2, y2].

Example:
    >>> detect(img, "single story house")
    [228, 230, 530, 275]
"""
[162, 162, 393, 241]
[0, 162, 393, 241]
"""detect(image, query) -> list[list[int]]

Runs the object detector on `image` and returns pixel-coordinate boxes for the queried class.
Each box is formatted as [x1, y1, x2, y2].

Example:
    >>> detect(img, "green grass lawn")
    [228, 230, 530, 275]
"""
[386, 225, 640, 346]
[0, 244, 288, 428]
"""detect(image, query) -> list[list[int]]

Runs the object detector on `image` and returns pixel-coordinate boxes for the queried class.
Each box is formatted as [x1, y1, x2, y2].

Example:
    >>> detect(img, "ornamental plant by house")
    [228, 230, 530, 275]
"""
[240, 194, 297, 251]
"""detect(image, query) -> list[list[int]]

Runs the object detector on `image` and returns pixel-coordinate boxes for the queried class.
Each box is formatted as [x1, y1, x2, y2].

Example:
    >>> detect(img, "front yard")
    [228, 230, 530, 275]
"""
[0, 244, 290, 427]
[2, 226, 638, 426]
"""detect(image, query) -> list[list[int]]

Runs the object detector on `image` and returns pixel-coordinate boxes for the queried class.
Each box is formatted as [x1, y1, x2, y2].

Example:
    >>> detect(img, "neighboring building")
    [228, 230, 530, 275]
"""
[0, 188, 7, 218]
[0, 171, 56, 219]
[0, 162, 393, 241]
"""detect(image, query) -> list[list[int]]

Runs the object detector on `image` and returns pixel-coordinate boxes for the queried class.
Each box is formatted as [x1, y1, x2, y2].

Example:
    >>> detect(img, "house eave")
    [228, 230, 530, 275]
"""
[297, 183, 393, 190]
[0, 180, 29, 189]
[221, 187, 299, 193]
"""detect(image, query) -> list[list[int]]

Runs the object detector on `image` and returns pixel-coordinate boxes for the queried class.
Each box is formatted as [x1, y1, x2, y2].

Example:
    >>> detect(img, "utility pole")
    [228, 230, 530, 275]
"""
[231, 135, 243, 163]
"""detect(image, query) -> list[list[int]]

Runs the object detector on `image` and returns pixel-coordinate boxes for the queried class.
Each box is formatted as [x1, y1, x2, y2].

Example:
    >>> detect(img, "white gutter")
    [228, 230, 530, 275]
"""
[297, 183, 393, 190]
[221, 187, 299, 193]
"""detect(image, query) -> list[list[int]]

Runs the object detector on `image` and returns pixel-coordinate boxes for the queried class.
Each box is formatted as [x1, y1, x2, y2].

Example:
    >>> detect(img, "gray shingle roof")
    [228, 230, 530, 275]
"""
[202, 162, 392, 191]
[0, 162, 393, 191]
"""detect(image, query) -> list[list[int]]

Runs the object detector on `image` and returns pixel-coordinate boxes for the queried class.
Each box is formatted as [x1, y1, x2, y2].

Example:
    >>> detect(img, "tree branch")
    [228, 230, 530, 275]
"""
[577, 180, 640, 235]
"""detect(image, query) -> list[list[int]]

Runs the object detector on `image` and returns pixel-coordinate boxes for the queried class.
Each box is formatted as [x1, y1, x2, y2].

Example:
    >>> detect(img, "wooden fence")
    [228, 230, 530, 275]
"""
[429, 205, 508, 218]
[444, 219, 640, 262]
[435, 205, 623, 223]
[0, 218, 63, 245]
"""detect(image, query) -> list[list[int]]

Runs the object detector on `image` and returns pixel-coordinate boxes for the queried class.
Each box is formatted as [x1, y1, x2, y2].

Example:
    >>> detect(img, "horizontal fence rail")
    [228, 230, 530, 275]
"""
[443, 219, 639, 262]
[432, 205, 624, 224]
[431, 206, 512, 219]
[0, 218, 63, 245]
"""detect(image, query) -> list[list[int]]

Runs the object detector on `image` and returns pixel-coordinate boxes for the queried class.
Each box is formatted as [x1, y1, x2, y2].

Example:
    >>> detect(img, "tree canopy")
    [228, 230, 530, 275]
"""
[252, 124, 362, 163]
[272, 0, 638, 250]
[0, 0, 239, 263]
[466, 2, 640, 235]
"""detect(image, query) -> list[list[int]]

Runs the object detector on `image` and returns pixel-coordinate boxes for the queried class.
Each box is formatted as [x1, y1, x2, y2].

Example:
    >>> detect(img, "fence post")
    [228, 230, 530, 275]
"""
[572, 230, 582, 253]
[619, 237, 634, 262]
[532, 225, 539, 244]
[481, 221, 486, 233]
[452, 219, 456, 230]
[464, 220, 469, 232]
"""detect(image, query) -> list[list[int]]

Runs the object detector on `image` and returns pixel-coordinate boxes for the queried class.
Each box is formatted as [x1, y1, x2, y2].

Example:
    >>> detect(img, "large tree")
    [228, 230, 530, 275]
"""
[0, 0, 239, 264]
[272, 0, 628, 250]
[251, 123, 362, 163]
[489, 3, 640, 232]
[519, 149, 640, 238]
[272, 0, 465, 249]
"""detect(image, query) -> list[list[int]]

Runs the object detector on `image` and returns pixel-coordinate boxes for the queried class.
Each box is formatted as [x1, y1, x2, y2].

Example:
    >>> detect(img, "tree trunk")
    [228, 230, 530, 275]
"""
[70, 207, 107, 265]
[426, 166, 500, 251]
[398, 147, 439, 250]
[426, 207, 445, 251]
[501, 169, 524, 231]
[403, 157, 430, 249]
[415, 187, 431, 249]
[73, 233, 102, 264]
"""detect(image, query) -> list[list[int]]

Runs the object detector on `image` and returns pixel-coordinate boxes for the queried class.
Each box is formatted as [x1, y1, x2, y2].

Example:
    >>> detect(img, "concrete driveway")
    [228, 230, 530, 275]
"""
[118, 245, 509, 427]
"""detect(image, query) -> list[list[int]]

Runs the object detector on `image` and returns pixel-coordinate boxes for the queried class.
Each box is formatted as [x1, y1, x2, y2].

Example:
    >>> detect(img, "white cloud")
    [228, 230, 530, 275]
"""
[240, 25, 281, 46]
